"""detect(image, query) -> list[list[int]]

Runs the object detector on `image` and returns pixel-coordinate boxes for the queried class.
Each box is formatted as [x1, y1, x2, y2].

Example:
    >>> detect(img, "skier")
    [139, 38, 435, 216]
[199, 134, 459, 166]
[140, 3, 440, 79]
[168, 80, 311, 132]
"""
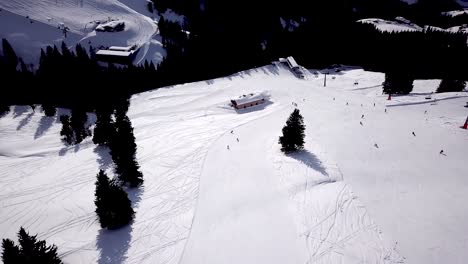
[374, 103, 376, 107]
[361, 114, 364, 119]
[346, 102, 349, 105]
[360, 121, 363, 126]
[374, 143, 379, 148]
[230, 130, 233, 134]
[236, 138, 239, 142]
[439, 150, 444, 155]
[227, 145, 230, 150]
[424, 110, 427, 114]
[412, 132, 416, 137]
[385, 109, 387, 113]
[333, 97, 335, 101]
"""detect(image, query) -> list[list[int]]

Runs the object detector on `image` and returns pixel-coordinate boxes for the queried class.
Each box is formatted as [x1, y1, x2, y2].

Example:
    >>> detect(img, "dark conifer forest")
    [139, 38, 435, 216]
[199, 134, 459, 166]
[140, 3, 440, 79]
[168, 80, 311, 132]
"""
[0, 0, 467, 109]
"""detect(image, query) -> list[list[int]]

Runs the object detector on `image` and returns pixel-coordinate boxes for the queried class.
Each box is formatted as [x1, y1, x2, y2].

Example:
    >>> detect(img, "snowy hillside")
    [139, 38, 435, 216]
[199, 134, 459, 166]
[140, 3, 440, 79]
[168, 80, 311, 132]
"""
[0, 0, 164, 65]
[1, 65, 467, 263]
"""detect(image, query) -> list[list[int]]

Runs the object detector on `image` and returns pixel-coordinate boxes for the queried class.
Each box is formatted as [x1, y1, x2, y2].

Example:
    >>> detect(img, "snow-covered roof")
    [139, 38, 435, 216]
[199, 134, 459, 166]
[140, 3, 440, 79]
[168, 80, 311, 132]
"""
[358, 18, 422, 33]
[442, 10, 468, 17]
[96, 49, 132, 57]
[447, 25, 468, 33]
[109, 46, 133, 52]
[231, 93, 266, 105]
[286, 56, 299, 68]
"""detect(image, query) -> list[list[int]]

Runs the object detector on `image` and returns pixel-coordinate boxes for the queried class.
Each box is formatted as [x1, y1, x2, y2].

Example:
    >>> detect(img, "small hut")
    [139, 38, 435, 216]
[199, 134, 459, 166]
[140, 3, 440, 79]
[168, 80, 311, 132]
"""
[231, 93, 266, 109]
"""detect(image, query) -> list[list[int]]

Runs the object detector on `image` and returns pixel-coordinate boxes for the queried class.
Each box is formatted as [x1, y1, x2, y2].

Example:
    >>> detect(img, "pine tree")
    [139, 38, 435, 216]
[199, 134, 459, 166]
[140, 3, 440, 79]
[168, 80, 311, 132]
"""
[436, 79, 466, 93]
[279, 109, 305, 153]
[1, 239, 21, 264]
[59, 115, 74, 145]
[110, 113, 143, 187]
[94, 170, 134, 229]
[0, 105, 10, 117]
[2, 227, 62, 264]
[41, 104, 56, 117]
[71, 108, 90, 144]
[2, 39, 18, 71]
[382, 72, 414, 95]
[93, 106, 114, 146]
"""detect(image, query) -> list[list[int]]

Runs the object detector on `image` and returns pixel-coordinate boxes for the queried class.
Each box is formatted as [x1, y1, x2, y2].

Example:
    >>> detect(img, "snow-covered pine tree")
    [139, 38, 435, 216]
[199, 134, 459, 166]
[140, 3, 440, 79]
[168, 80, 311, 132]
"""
[279, 108, 305, 153]
[94, 170, 134, 229]
[436, 79, 466, 93]
[2, 227, 63, 264]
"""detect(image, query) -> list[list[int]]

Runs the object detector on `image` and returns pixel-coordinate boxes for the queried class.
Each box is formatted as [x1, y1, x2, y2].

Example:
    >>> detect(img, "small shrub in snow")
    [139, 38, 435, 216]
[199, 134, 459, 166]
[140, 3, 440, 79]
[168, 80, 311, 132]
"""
[279, 109, 305, 153]
[2, 227, 63, 264]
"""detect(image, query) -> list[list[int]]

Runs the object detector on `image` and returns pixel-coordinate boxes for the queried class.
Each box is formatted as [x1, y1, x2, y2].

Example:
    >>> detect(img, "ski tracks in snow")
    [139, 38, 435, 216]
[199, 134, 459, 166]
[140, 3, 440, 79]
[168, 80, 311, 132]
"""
[271, 139, 404, 263]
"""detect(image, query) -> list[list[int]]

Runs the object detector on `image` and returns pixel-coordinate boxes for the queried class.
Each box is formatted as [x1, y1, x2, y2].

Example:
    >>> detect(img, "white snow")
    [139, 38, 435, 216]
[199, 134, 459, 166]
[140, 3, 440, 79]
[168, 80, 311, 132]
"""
[161, 9, 186, 26]
[1, 65, 468, 264]
[358, 18, 423, 33]
[0, 0, 164, 65]
[96, 49, 133, 57]
[442, 9, 468, 17]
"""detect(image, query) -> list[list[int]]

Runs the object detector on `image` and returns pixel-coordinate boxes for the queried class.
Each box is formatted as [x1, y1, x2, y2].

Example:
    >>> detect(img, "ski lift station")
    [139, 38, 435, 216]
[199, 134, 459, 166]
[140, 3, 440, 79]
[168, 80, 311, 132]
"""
[274, 56, 305, 79]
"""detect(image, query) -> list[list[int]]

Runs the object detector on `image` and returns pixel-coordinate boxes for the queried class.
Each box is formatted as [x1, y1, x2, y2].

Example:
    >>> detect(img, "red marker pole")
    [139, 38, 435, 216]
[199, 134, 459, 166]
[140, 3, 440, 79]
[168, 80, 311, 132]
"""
[461, 115, 468, 129]
[387, 94, 392, 101]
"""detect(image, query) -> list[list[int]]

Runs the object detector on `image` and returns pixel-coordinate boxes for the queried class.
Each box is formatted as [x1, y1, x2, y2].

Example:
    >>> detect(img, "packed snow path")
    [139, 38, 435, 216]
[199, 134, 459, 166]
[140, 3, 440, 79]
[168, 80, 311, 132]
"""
[1, 65, 467, 263]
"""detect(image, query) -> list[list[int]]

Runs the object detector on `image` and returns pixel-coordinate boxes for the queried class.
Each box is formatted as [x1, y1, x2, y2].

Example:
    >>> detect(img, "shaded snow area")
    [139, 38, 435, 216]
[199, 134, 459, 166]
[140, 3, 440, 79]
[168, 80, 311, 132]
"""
[1, 65, 468, 263]
[0, 0, 164, 65]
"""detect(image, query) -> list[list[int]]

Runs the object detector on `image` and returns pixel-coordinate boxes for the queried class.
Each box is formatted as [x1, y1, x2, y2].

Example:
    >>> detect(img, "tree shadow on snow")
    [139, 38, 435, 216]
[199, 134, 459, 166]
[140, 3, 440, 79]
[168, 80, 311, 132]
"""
[16, 112, 34, 130]
[96, 225, 132, 264]
[34, 115, 54, 139]
[13, 105, 29, 118]
[264, 66, 280, 76]
[94, 146, 113, 170]
[287, 150, 328, 176]
[126, 186, 143, 209]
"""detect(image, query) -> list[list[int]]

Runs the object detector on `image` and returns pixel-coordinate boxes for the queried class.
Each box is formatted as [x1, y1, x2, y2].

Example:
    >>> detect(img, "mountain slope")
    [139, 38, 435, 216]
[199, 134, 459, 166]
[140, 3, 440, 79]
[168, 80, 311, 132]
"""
[0, 0, 164, 64]
[1, 65, 467, 263]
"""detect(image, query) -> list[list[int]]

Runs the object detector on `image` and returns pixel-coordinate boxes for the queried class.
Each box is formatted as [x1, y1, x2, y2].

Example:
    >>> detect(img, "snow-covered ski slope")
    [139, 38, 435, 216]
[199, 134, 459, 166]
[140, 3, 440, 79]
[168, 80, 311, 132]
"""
[0, 0, 164, 64]
[1, 65, 467, 263]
